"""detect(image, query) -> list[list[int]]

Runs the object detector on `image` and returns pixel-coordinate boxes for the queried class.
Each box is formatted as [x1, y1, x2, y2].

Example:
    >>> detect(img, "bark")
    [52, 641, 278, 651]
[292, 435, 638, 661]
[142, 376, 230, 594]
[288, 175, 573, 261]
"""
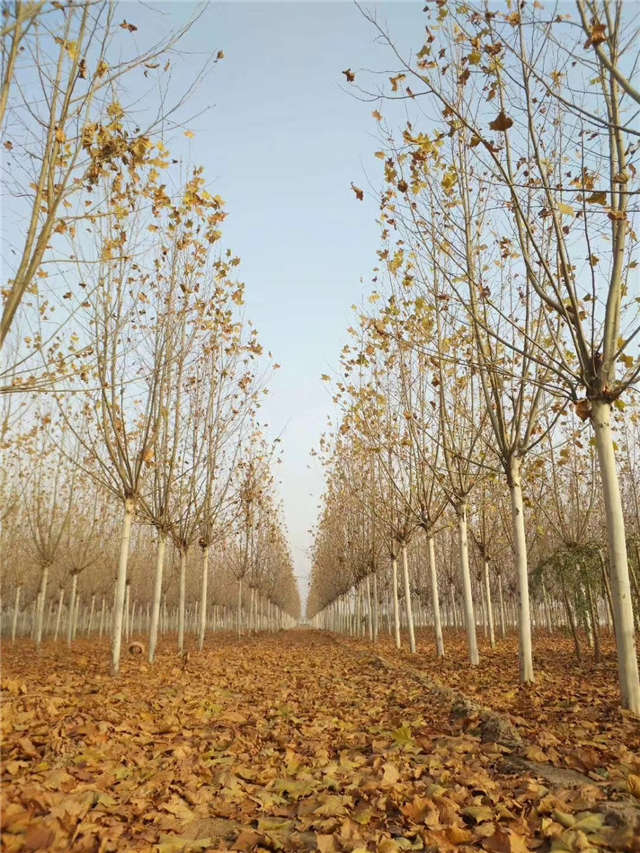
[561, 575, 581, 662]
[497, 573, 506, 637]
[591, 399, 640, 713]
[237, 576, 243, 636]
[457, 502, 479, 666]
[391, 557, 401, 649]
[427, 536, 444, 657]
[67, 573, 77, 647]
[53, 588, 64, 641]
[35, 563, 49, 648]
[124, 583, 130, 641]
[372, 570, 379, 642]
[198, 545, 209, 651]
[585, 577, 601, 663]
[508, 457, 534, 683]
[365, 574, 373, 642]
[88, 594, 95, 635]
[598, 548, 616, 635]
[449, 582, 457, 630]
[149, 532, 166, 662]
[111, 498, 134, 676]
[11, 585, 21, 642]
[401, 544, 416, 653]
[178, 548, 187, 653]
[541, 580, 553, 633]
[483, 559, 495, 647]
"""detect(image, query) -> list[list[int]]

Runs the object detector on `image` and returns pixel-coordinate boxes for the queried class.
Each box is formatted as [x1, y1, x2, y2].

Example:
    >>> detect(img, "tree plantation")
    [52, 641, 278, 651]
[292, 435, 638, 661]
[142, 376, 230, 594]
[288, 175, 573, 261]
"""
[1, 1, 640, 851]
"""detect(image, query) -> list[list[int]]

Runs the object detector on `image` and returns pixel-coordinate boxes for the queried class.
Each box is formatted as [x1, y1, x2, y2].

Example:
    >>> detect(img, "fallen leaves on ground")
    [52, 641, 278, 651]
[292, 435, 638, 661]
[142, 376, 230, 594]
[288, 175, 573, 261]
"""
[1, 630, 639, 852]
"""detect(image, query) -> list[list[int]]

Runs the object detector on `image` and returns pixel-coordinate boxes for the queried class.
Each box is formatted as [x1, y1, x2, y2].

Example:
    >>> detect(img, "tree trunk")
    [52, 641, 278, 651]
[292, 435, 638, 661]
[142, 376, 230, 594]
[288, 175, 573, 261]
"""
[372, 570, 379, 642]
[585, 576, 601, 663]
[457, 502, 479, 666]
[483, 559, 495, 647]
[35, 563, 49, 648]
[198, 545, 209, 651]
[178, 548, 187, 654]
[497, 573, 506, 637]
[11, 585, 21, 642]
[427, 536, 444, 658]
[591, 399, 640, 713]
[508, 457, 534, 683]
[598, 548, 616, 636]
[561, 575, 581, 662]
[237, 576, 243, 636]
[401, 543, 416, 653]
[112, 497, 134, 676]
[391, 557, 401, 649]
[87, 594, 95, 635]
[148, 532, 166, 662]
[67, 573, 77, 647]
[123, 583, 130, 641]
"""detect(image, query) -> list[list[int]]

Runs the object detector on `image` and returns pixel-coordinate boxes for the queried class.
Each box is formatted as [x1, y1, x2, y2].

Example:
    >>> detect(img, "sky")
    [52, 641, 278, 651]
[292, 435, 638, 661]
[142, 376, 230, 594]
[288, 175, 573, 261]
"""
[1, 0, 424, 608]
[138, 1, 424, 605]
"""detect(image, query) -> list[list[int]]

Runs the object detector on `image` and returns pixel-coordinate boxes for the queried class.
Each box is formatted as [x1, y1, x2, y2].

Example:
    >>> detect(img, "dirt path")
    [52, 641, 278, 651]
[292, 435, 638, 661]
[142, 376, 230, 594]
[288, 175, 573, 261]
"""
[1, 632, 638, 851]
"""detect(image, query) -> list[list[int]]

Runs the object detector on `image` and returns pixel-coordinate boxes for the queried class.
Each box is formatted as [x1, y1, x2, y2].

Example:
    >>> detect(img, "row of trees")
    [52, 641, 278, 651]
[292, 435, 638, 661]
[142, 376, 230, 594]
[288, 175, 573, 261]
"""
[0, 1, 300, 670]
[308, 0, 640, 713]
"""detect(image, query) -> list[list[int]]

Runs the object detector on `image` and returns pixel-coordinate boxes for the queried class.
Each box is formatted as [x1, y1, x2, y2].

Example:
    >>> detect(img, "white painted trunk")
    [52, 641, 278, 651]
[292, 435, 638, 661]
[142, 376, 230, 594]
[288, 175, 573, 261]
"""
[457, 503, 479, 666]
[428, 536, 445, 658]
[11, 585, 21, 642]
[401, 544, 416, 653]
[483, 559, 495, 647]
[372, 570, 379, 642]
[30, 598, 37, 639]
[99, 595, 105, 638]
[178, 549, 187, 653]
[366, 574, 373, 641]
[73, 589, 81, 640]
[392, 558, 401, 649]
[237, 577, 243, 636]
[509, 457, 534, 683]
[88, 594, 95, 635]
[498, 573, 506, 637]
[111, 498, 134, 676]
[67, 573, 77, 646]
[542, 580, 553, 633]
[123, 583, 130, 641]
[149, 533, 166, 663]
[449, 582, 457, 629]
[591, 399, 640, 713]
[198, 545, 208, 651]
[54, 588, 64, 641]
[35, 564, 49, 648]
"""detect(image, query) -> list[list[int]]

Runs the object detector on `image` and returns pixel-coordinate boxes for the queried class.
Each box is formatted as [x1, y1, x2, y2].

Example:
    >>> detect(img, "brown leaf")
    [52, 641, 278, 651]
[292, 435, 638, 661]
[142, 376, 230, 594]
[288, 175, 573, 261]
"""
[489, 110, 513, 132]
[381, 762, 400, 787]
[342, 68, 355, 83]
[574, 399, 591, 421]
[22, 824, 55, 851]
[584, 22, 607, 48]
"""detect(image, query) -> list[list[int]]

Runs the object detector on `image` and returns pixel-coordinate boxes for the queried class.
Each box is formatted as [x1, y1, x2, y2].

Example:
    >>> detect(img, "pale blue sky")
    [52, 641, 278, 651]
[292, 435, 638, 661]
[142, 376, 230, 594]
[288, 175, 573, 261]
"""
[151, 1, 423, 600]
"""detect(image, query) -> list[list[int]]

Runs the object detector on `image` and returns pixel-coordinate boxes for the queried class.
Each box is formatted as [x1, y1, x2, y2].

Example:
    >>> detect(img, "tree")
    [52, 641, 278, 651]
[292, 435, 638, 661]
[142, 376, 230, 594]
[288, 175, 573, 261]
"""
[358, 0, 640, 712]
[1, 0, 210, 361]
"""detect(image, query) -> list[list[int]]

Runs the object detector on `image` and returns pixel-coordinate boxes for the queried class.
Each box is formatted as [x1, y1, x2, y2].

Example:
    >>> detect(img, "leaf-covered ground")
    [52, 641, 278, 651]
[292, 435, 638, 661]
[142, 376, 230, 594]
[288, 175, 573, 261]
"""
[2, 631, 639, 852]
[374, 630, 640, 790]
